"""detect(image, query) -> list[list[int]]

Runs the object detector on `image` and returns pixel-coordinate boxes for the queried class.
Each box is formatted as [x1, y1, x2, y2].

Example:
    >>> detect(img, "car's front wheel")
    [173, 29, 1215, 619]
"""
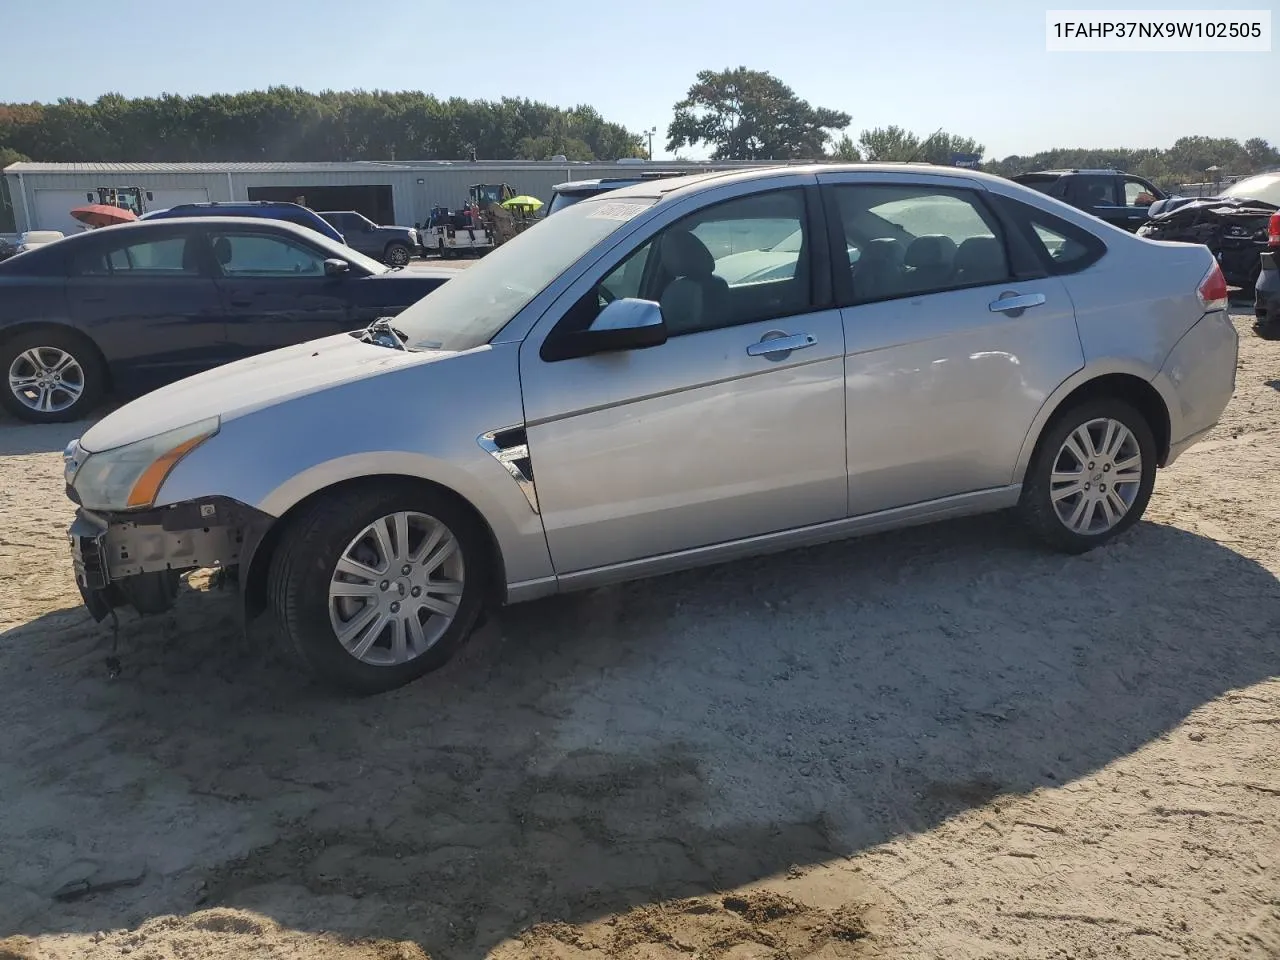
[1018, 398, 1157, 553]
[383, 242, 411, 267]
[268, 483, 489, 694]
[0, 328, 105, 423]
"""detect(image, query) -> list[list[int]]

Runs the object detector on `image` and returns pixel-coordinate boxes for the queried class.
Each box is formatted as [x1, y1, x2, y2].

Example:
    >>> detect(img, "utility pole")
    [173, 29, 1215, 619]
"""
[646, 127, 657, 160]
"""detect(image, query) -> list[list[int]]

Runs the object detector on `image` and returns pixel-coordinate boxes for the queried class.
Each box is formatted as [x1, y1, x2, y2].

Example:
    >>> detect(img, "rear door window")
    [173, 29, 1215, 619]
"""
[71, 236, 199, 277]
[830, 184, 1013, 302]
[1066, 175, 1117, 208]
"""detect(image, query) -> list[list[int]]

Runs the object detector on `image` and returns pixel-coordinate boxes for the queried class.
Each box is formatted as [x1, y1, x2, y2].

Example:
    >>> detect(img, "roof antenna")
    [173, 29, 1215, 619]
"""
[906, 127, 945, 165]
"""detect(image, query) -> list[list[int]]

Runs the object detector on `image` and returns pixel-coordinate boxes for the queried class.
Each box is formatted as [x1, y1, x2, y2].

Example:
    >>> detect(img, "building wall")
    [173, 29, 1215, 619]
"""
[2, 162, 769, 232]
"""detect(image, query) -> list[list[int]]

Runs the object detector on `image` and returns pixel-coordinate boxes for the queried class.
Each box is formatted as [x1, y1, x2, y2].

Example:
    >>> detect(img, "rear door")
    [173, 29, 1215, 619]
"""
[208, 226, 356, 357]
[64, 225, 229, 392]
[817, 173, 1084, 516]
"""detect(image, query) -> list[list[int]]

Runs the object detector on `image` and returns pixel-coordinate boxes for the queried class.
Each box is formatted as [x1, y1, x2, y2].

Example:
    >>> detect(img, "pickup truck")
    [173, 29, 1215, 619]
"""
[317, 211, 419, 267]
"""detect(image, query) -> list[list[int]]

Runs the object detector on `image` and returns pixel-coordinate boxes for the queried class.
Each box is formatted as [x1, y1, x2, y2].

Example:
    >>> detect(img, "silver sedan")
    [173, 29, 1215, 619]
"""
[62, 164, 1239, 693]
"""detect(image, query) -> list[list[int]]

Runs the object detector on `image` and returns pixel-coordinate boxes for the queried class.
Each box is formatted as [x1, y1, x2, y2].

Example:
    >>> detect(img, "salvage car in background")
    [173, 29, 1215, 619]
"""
[60, 164, 1237, 695]
[1011, 169, 1167, 231]
[141, 201, 346, 245]
[1139, 171, 1280, 290]
[317, 211, 419, 266]
[0, 217, 452, 423]
[1255, 245, 1280, 339]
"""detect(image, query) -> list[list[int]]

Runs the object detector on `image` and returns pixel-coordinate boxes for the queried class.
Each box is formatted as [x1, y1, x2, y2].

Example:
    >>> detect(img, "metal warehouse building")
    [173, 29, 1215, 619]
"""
[2, 159, 772, 234]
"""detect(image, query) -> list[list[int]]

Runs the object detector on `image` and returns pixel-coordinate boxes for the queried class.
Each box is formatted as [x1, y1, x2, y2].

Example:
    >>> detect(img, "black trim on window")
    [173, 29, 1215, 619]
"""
[819, 183, 854, 307]
[802, 183, 833, 311]
[987, 193, 1108, 276]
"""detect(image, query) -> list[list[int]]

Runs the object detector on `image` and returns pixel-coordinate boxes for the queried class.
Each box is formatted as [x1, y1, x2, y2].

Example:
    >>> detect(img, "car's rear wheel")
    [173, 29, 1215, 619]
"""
[1254, 319, 1280, 340]
[0, 328, 105, 424]
[383, 242, 411, 267]
[1018, 398, 1157, 554]
[268, 483, 488, 694]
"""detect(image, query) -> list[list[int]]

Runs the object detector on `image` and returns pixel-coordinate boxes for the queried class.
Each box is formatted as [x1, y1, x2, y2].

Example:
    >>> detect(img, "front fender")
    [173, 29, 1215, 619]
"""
[156, 342, 554, 588]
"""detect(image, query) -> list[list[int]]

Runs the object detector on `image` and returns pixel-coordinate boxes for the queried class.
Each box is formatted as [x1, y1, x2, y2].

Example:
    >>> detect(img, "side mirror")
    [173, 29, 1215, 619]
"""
[560, 298, 667, 359]
[324, 258, 350, 276]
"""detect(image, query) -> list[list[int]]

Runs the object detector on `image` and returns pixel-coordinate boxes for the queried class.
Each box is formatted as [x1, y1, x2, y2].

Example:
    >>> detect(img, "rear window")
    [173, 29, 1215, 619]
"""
[994, 195, 1107, 275]
[548, 191, 592, 215]
[1014, 175, 1067, 199]
[1221, 173, 1280, 206]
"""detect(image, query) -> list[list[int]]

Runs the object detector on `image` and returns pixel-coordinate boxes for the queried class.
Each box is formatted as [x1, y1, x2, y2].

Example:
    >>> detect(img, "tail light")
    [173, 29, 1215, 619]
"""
[1269, 211, 1280, 248]
[1197, 260, 1229, 312]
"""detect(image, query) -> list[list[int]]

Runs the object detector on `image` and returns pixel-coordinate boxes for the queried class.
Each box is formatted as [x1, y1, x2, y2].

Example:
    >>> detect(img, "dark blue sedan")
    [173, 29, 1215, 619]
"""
[0, 217, 453, 423]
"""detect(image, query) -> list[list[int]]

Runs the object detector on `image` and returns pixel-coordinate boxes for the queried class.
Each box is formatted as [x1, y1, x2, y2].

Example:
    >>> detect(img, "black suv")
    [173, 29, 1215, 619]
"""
[317, 211, 419, 266]
[1011, 169, 1168, 232]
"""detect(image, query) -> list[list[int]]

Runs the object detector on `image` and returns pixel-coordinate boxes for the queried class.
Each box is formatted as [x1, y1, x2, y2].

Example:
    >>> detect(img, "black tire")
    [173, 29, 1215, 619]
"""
[267, 482, 489, 695]
[0, 327, 106, 424]
[383, 242, 411, 267]
[1018, 398, 1157, 554]
[1253, 321, 1280, 341]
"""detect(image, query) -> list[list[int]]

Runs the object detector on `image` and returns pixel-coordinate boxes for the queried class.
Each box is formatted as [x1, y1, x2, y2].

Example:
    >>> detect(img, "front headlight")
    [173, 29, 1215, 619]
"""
[71, 417, 220, 511]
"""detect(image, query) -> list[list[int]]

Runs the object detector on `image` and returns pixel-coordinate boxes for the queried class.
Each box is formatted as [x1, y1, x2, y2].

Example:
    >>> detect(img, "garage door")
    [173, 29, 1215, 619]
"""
[32, 190, 94, 233]
[31, 187, 212, 233]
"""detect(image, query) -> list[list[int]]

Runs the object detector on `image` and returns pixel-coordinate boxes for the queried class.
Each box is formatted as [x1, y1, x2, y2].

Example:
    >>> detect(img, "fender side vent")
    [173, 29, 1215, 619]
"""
[478, 427, 538, 514]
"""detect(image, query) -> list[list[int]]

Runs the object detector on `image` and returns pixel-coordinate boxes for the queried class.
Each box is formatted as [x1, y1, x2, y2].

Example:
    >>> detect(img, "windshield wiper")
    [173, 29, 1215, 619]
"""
[359, 316, 409, 350]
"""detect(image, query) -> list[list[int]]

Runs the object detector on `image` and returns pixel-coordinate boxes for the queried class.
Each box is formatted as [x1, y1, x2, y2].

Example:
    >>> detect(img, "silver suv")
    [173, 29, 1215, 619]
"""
[63, 164, 1238, 694]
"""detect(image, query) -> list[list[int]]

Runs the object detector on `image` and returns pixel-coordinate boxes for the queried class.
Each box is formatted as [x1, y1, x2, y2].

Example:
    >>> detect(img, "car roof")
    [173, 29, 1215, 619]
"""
[57, 216, 328, 241]
[1015, 169, 1123, 177]
[591, 162, 1004, 204]
[552, 173, 694, 193]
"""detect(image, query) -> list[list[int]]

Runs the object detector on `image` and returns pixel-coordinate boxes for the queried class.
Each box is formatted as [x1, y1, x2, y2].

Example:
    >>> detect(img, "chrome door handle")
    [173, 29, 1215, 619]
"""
[747, 332, 817, 357]
[989, 293, 1046, 314]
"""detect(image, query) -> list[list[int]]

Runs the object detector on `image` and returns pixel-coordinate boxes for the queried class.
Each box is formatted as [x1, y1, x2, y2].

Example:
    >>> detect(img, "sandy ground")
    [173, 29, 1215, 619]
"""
[0, 306, 1276, 960]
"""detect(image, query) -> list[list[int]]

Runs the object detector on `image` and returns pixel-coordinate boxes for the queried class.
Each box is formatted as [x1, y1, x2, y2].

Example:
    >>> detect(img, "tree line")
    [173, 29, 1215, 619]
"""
[2, 71, 1277, 193]
[0, 88, 644, 168]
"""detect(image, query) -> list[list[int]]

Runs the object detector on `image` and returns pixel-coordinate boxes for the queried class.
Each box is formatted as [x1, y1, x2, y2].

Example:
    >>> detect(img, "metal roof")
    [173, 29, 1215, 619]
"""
[2, 159, 771, 175]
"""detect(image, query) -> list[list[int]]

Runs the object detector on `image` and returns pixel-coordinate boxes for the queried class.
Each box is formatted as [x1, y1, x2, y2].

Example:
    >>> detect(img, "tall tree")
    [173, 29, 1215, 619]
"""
[828, 134, 861, 161]
[666, 68, 850, 160]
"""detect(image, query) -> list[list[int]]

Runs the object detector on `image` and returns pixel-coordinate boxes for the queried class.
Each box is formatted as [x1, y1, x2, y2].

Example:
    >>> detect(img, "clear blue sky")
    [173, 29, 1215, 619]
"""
[7, 0, 1275, 160]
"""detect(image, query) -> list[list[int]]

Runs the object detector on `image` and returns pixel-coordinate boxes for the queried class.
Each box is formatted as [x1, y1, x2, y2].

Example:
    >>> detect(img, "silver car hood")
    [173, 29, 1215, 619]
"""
[80, 333, 450, 452]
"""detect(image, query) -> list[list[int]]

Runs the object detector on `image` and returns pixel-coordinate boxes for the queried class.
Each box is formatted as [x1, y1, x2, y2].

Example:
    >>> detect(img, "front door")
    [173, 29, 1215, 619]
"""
[207, 228, 355, 356]
[519, 185, 849, 575]
[64, 225, 229, 393]
[817, 176, 1085, 516]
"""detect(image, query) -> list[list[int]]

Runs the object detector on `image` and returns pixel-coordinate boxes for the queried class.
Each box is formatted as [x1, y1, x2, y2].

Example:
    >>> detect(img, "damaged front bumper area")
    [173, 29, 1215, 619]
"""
[68, 497, 274, 621]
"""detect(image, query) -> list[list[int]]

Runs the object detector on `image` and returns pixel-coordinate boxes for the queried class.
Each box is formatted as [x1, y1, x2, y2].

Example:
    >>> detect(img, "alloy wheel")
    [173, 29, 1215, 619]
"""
[1049, 417, 1144, 535]
[327, 511, 465, 666]
[7, 347, 85, 414]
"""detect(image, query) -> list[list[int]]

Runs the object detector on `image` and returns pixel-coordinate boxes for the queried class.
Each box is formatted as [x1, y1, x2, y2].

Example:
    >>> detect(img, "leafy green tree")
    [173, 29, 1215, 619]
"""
[0, 89, 643, 163]
[667, 68, 850, 160]
[857, 125, 921, 161]
[828, 134, 861, 161]
[856, 126, 984, 165]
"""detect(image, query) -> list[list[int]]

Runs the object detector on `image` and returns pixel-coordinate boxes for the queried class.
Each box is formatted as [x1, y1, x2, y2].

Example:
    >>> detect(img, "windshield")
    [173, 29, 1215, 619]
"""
[547, 191, 591, 215]
[394, 195, 655, 351]
[1221, 173, 1280, 206]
